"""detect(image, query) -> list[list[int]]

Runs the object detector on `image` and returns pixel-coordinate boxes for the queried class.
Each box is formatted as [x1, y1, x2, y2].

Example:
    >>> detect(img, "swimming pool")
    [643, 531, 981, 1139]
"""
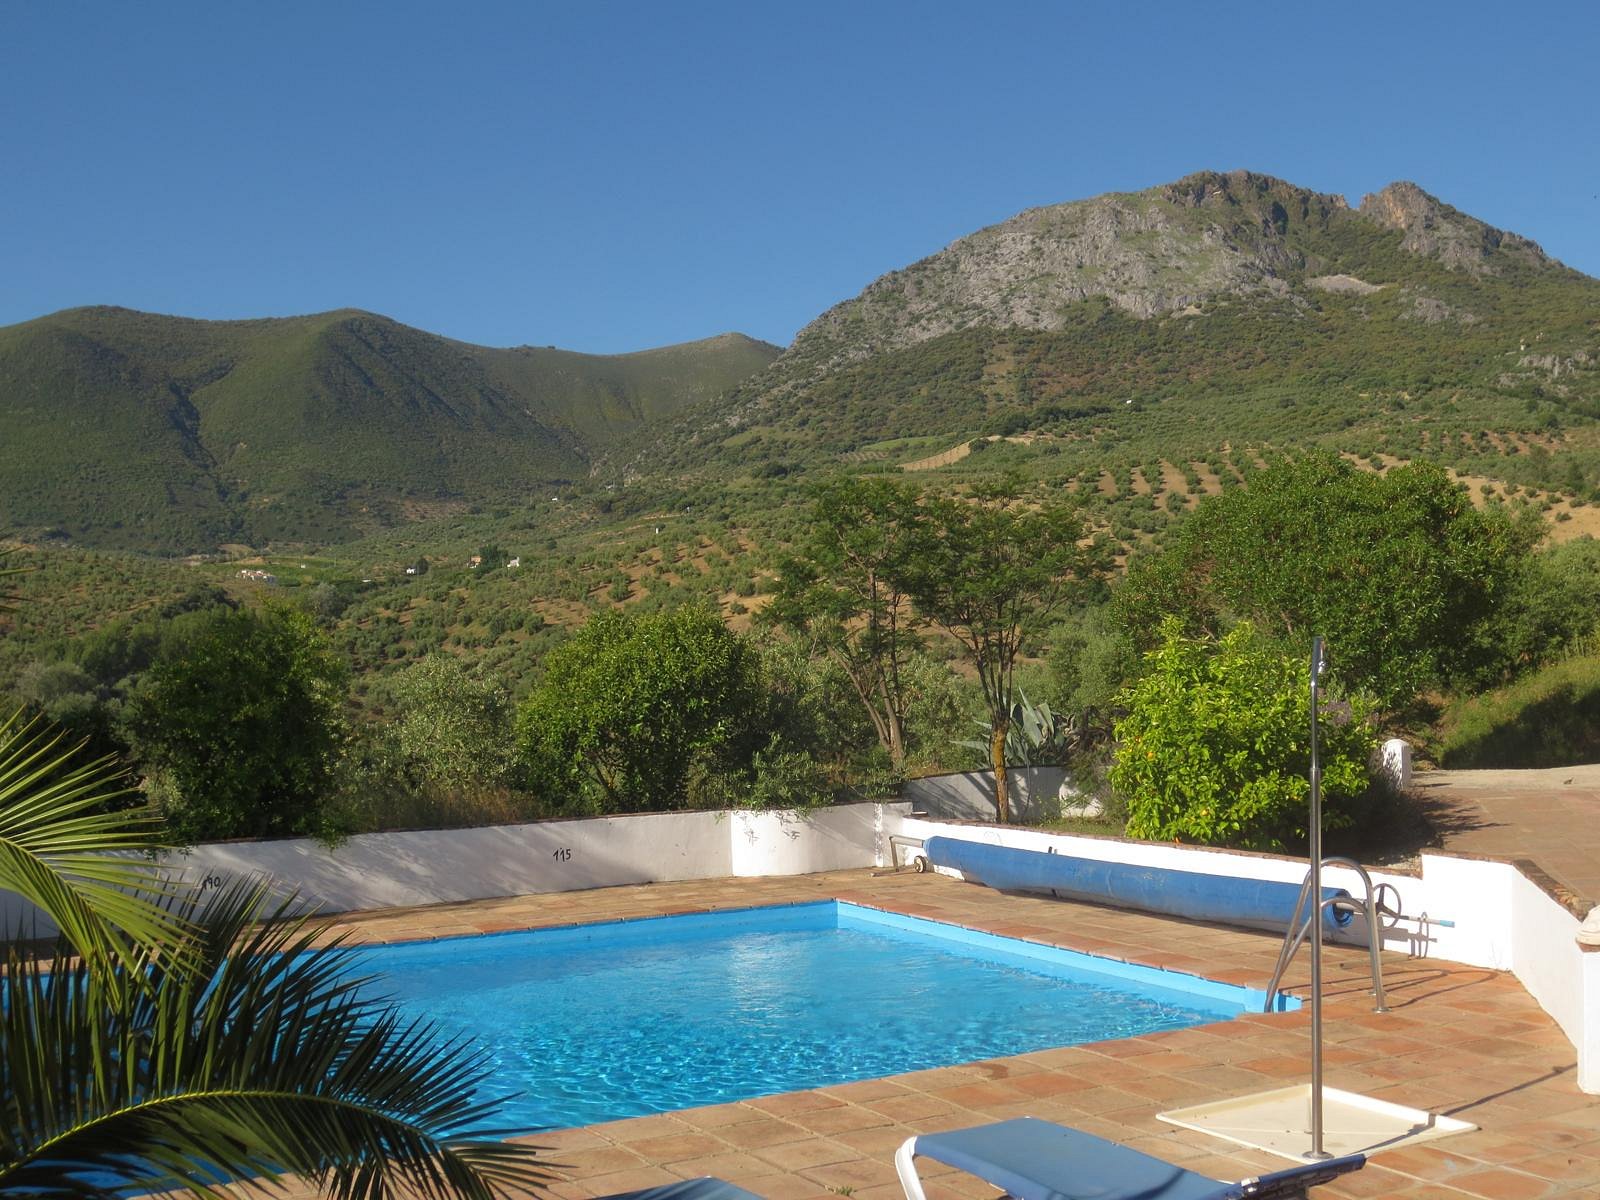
[356, 901, 1282, 1131]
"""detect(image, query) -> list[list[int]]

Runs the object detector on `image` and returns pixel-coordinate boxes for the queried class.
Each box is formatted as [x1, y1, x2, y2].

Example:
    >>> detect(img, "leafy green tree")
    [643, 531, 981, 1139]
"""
[1480, 536, 1600, 680]
[304, 580, 353, 623]
[1115, 453, 1537, 709]
[12, 589, 244, 767]
[516, 606, 766, 813]
[1110, 621, 1375, 851]
[898, 484, 1107, 821]
[123, 605, 349, 842]
[387, 655, 518, 791]
[1046, 603, 1141, 736]
[474, 544, 509, 573]
[768, 478, 923, 772]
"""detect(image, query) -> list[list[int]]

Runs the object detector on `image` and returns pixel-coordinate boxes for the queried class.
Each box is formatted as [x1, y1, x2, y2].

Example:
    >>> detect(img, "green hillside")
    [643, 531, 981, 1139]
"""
[0, 307, 779, 552]
[477, 333, 782, 445]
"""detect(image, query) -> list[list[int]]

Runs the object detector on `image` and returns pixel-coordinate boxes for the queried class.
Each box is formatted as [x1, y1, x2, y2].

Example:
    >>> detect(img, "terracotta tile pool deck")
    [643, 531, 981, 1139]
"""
[309, 868, 1600, 1200]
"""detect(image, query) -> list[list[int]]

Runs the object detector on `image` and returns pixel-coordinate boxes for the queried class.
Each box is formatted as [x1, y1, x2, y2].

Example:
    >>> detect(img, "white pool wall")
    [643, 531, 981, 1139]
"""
[150, 802, 886, 914]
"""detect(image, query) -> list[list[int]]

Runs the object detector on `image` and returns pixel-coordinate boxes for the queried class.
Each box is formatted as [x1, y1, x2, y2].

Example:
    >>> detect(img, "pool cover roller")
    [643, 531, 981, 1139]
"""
[922, 837, 1353, 935]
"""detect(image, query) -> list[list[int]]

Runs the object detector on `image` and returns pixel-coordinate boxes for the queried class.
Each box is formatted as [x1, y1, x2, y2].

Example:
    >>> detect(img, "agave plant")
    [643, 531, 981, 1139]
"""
[954, 688, 1071, 768]
[0, 710, 546, 1198]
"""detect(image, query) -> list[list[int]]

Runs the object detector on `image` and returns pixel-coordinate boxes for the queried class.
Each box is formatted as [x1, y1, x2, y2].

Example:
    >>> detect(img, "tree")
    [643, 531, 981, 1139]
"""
[387, 655, 518, 791]
[1115, 453, 1537, 710]
[123, 604, 349, 842]
[474, 544, 509, 573]
[517, 606, 766, 813]
[767, 478, 923, 772]
[1109, 621, 1375, 852]
[899, 484, 1107, 821]
[0, 714, 543, 1198]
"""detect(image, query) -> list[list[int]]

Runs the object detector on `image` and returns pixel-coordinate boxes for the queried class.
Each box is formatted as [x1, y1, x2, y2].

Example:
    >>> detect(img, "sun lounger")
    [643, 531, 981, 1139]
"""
[591, 1179, 767, 1200]
[895, 1116, 1365, 1200]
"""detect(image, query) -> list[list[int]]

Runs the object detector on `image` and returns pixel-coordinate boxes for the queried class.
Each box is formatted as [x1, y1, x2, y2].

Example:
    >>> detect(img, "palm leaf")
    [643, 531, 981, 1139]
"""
[0, 710, 186, 962]
[0, 880, 548, 1199]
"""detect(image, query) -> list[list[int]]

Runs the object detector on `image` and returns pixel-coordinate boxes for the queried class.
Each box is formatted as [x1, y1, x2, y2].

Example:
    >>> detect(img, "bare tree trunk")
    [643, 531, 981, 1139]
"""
[877, 671, 907, 774]
[990, 719, 1010, 823]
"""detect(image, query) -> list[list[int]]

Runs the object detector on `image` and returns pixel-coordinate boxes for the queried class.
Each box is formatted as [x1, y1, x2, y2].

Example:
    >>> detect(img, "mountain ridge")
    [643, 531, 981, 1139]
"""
[787, 171, 1574, 368]
[612, 171, 1598, 501]
[0, 306, 779, 551]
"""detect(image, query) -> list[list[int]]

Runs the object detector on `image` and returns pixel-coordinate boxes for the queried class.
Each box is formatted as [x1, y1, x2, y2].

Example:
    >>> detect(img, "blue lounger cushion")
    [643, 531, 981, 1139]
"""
[895, 1117, 1365, 1200]
[592, 1179, 766, 1200]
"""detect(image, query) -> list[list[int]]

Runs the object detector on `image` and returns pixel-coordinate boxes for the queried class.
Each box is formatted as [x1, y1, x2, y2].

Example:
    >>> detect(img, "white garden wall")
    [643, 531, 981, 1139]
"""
[158, 802, 888, 914]
[0, 803, 889, 935]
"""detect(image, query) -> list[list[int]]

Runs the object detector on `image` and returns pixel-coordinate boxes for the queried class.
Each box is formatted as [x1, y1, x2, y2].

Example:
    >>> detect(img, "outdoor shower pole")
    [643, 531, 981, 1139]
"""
[1308, 636, 1329, 1160]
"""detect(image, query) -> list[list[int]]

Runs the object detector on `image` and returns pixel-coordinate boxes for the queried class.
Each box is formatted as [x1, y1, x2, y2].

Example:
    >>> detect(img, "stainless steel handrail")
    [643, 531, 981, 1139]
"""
[1263, 855, 1388, 1013]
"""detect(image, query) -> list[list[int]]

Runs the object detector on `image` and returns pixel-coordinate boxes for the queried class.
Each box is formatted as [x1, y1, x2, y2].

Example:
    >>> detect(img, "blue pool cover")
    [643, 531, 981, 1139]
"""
[923, 837, 1352, 933]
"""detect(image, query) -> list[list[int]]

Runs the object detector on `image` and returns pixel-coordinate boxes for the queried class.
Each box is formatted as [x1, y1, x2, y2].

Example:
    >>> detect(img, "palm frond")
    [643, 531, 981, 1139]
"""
[0, 880, 548, 1200]
[0, 710, 186, 961]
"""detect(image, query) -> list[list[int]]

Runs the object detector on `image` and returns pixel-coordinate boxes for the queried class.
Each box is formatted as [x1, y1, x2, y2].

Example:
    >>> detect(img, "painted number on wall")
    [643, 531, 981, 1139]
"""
[551, 848, 573, 862]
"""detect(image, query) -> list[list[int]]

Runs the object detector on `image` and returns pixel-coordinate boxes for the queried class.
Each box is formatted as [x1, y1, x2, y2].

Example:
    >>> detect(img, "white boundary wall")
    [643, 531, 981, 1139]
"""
[0, 803, 888, 933]
[887, 813, 1600, 1093]
[154, 803, 888, 913]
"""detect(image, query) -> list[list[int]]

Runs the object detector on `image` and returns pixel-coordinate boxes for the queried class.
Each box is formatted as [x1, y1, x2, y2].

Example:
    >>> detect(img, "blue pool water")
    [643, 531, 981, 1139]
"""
[354, 901, 1276, 1131]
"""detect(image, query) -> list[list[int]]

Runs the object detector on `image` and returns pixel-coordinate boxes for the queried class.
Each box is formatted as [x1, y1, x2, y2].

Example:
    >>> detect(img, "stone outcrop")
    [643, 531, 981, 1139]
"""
[1358, 181, 1549, 275]
[783, 171, 1559, 377]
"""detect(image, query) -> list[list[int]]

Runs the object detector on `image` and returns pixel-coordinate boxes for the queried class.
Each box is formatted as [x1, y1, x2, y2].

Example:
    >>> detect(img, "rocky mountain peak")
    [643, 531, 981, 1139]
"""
[1159, 169, 1351, 215]
[786, 171, 1357, 370]
[753, 169, 1580, 409]
[1358, 181, 1548, 274]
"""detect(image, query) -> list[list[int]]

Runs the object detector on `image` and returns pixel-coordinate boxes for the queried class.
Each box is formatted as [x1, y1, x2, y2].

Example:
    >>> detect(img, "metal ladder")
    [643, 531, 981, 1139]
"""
[1263, 855, 1389, 1014]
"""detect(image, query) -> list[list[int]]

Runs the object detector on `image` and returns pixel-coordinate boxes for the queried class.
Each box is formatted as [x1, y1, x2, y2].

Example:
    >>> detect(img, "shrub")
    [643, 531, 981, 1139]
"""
[516, 606, 767, 814]
[1110, 622, 1375, 851]
[384, 655, 518, 791]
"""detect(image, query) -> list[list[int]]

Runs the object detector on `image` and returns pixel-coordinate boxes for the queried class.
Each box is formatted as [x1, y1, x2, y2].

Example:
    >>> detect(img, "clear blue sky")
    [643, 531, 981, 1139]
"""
[5, 1, 1597, 353]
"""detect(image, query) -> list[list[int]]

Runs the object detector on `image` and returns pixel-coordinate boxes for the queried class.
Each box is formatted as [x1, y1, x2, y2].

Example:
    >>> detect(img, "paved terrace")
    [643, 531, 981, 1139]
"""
[1413, 766, 1600, 911]
[307, 868, 1598, 1200]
